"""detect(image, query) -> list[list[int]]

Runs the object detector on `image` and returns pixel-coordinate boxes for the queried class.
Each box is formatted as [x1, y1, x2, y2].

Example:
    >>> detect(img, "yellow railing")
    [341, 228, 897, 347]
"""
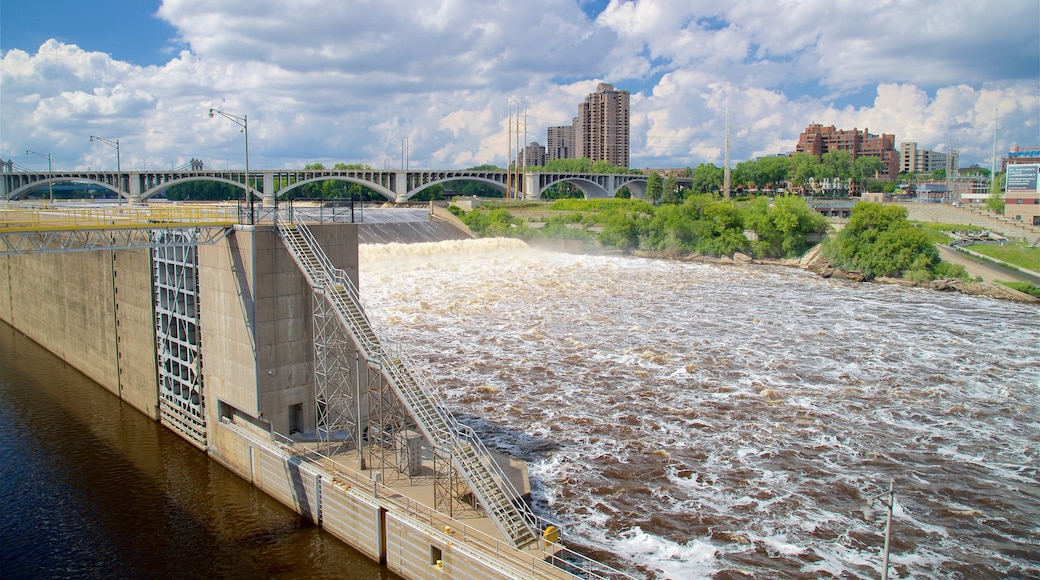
[0, 204, 239, 232]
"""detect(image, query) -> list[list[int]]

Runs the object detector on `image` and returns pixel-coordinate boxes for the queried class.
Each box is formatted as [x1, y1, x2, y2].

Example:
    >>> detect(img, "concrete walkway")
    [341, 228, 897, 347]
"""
[895, 202, 1040, 244]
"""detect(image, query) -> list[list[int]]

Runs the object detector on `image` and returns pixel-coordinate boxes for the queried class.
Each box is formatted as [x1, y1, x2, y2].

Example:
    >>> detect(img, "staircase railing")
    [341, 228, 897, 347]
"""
[276, 217, 544, 547]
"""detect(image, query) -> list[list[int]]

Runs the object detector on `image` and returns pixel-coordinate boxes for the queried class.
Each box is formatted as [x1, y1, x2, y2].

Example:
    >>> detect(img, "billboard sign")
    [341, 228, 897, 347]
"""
[1005, 163, 1040, 193]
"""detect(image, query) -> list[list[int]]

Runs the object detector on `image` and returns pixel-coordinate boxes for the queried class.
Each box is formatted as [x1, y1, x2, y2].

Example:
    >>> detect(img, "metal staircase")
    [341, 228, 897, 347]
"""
[277, 218, 540, 549]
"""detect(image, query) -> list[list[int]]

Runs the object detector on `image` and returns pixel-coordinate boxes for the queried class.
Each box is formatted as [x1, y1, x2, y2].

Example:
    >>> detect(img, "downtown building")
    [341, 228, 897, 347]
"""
[546, 123, 576, 161]
[900, 142, 958, 174]
[795, 123, 900, 179]
[516, 141, 546, 168]
[547, 83, 631, 168]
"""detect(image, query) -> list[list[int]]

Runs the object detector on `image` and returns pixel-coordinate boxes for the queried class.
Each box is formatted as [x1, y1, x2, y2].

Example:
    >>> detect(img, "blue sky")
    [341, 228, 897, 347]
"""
[1, 1, 181, 66]
[2, 0, 1038, 173]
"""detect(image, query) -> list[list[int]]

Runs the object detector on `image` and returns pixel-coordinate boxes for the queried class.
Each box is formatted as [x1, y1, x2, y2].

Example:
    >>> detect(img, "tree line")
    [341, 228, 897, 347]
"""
[454, 194, 831, 260]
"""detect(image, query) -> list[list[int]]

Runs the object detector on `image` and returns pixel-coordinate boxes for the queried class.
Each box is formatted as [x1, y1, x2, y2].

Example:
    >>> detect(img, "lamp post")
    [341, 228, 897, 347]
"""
[209, 108, 252, 224]
[863, 479, 895, 580]
[89, 136, 121, 205]
[25, 149, 54, 202]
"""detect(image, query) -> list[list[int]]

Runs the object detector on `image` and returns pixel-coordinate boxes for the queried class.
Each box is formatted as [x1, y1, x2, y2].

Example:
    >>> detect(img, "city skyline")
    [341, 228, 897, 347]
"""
[1, 1, 1038, 173]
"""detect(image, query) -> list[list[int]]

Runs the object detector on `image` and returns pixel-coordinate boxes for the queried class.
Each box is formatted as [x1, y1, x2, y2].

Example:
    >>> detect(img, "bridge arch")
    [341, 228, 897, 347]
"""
[7, 177, 125, 201]
[140, 176, 260, 202]
[404, 176, 508, 201]
[532, 175, 649, 200]
[275, 176, 396, 202]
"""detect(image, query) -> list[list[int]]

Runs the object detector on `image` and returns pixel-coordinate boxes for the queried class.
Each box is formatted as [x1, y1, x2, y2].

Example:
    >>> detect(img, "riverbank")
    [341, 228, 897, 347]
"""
[628, 245, 1040, 303]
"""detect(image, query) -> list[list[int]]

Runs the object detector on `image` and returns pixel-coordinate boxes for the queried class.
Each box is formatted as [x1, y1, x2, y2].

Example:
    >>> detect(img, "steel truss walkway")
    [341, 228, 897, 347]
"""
[0, 205, 235, 255]
[277, 218, 542, 549]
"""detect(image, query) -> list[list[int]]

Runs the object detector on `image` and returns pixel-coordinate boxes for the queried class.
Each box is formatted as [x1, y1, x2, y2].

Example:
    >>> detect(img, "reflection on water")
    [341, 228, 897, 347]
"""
[359, 238, 1040, 579]
[0, 322, 396, 580]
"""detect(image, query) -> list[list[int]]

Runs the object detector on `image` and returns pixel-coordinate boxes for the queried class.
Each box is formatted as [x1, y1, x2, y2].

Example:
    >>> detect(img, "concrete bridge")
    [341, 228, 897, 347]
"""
[1, 168, 670, 205]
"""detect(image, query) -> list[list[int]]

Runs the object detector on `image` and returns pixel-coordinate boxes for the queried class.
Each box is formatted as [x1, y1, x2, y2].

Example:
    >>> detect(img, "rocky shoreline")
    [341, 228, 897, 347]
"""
[630, 247, 1039, 304]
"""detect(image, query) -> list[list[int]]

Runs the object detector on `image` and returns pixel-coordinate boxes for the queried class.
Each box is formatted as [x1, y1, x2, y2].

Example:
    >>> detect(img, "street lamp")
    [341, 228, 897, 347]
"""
[862, 479, 895, 580]
[25, 149, 54, 202]
[89, 136, 121, 205]
[209, 108, 252, 224]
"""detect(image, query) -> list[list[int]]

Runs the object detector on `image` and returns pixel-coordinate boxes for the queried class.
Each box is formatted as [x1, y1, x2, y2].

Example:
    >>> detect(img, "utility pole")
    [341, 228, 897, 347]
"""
[723, 109, 731, 199]
[991, 108, 998, 193]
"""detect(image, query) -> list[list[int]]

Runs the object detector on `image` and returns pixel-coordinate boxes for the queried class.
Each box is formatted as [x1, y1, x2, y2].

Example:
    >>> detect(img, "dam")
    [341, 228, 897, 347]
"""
[0, 202, 628, 580]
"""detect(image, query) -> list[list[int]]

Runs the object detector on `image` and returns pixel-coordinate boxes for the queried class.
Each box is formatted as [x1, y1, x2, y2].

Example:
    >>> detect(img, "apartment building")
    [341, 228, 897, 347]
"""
[546, 123, 576, 162]
[575, 83, 631, 168]
[516, 141, 546, 168]
[794, 123, 900, 178]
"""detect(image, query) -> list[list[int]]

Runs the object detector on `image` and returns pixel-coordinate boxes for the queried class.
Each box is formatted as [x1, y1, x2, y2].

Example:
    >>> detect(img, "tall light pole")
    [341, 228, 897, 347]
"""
[863, 479, 895, 580]
[25, 149, 54, 202]
[89, 136, 121, 205]
[509, 99, 527, 200]
[209, 108, 251, 224]
[401, 137, 409, 171]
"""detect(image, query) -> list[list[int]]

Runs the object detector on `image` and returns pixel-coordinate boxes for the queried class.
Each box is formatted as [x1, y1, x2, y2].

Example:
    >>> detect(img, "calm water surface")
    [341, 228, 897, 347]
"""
[0, 322, 396, 580]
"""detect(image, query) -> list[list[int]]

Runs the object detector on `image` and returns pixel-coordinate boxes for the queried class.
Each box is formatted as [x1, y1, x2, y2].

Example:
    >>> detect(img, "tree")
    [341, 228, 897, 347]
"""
[411, 184, 446, 201]
[541, 181, 582, 200]
[821, 151, 853, 180]
[755, 156, 790, 191]
[986, 188, 1005, 214]
[823, 202, 943, 280]
[692, 163, 723, 194]
[661, 174, 680, 204]
[852, 156, 883, 191]
[646, 172, 663, 204]
[788, 153, 821, 191]
[732, 160, 756, 192]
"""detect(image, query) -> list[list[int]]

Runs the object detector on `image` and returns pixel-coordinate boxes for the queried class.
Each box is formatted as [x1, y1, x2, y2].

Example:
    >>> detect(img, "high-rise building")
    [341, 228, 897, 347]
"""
[517, 141, 546, 168]
[575, 83, 630, 168]
[546, 123, 576, 161]
[795, 123, 899, 178]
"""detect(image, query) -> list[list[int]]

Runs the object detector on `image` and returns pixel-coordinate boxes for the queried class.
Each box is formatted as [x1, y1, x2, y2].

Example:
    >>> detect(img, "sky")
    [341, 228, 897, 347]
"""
[2, 0, 1038, 174]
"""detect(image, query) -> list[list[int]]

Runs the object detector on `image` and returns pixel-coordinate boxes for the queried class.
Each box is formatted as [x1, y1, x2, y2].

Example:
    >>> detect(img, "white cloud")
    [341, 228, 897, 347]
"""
[1, 0, 1037, 174]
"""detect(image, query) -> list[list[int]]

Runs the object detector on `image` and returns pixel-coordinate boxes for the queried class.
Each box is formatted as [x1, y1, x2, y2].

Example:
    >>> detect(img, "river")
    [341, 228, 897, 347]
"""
[2, 235, 1036, 579]
[358, 238, 1040, 579]
[0, 322, 397, 580]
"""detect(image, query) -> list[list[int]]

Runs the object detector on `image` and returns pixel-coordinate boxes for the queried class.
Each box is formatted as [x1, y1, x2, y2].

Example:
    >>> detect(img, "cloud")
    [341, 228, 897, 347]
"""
[1, 0, 1037, 173]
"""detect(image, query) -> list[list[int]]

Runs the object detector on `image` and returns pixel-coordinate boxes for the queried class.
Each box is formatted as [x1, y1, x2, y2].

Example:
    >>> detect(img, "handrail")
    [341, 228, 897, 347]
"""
[276, 217, 544, 546]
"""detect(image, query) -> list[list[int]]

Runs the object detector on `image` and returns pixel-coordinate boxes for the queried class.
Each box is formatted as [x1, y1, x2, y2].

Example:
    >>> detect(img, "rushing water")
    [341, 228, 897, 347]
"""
[0, 322, 397, 580]
[358, 238, 1040, 579]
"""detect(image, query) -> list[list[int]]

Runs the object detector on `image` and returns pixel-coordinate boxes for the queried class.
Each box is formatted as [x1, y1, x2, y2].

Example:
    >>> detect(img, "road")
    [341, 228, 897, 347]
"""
[935, 244, 1040, 285]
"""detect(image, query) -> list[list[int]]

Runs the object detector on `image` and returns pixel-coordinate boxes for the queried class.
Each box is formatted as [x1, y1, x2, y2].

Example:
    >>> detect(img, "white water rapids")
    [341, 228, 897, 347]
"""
[358, 238, 1040, 579]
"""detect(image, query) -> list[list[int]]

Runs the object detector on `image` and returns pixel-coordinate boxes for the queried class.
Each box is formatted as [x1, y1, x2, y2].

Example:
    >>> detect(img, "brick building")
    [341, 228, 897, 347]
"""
[795, 123, 900, 179]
